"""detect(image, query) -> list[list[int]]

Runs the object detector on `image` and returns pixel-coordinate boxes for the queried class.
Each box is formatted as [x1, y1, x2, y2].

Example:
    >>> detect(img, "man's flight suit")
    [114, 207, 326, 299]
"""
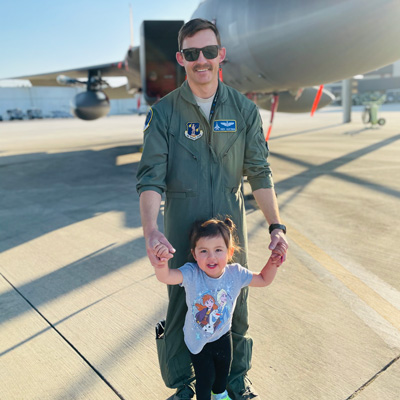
[136, 80, 274, 391]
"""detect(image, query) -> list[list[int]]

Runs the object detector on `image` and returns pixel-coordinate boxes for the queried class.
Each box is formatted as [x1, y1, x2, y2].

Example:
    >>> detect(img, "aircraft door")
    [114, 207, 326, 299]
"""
[140, 20, 185, 104]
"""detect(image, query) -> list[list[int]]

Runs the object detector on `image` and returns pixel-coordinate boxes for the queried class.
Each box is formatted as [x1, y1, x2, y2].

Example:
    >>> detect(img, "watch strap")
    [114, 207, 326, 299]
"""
[269, 223, 286, 234]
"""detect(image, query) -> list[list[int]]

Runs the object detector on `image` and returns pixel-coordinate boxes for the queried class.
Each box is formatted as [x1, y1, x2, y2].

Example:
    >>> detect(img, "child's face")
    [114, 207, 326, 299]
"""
[192, 235, 234, 278]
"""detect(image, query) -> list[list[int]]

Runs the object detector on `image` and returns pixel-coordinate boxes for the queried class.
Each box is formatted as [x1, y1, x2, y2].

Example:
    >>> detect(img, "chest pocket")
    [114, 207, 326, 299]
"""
[217, 123, 246, 188]
[165, 129, 200, 197]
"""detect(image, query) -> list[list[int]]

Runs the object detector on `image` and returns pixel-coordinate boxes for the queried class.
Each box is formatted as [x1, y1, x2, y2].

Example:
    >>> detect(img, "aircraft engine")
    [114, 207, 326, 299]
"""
[71, 90, 110, 120]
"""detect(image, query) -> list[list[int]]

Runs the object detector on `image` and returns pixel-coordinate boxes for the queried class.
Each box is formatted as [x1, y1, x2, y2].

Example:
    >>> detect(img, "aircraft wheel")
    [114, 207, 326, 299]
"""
[378, 118, 386, 126]
[362, 108, 371, 124]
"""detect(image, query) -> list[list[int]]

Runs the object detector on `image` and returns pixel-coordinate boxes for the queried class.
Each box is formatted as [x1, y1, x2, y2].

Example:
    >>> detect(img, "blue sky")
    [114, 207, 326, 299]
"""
[0, 0, 200, 79]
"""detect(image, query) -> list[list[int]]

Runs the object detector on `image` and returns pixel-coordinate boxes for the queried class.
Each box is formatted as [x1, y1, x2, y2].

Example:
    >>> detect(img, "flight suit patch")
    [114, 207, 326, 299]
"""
[185, 123, 204, 141]
[213, 120, 237, 132]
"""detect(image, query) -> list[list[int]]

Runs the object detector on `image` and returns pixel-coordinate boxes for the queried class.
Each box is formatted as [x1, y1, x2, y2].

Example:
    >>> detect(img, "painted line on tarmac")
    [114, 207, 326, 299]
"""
[345, 354, 400, 399]
[0, 272, 126, 400]
[288, 224, 400, 333]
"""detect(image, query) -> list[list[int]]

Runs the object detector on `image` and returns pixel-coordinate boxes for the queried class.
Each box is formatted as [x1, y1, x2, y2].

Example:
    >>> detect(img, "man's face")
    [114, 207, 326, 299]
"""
[176, 29, 226, 90]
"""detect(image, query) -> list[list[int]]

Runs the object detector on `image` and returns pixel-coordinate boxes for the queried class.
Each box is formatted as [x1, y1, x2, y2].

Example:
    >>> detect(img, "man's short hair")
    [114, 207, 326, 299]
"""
[178, 18, 221, 50]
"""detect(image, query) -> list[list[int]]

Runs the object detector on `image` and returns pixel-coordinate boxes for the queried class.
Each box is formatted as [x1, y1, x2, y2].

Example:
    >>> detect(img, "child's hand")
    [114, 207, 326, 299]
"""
[269, 253, 283, 267]
[154, 242, 174, 266]
[270, 242, 286, 267]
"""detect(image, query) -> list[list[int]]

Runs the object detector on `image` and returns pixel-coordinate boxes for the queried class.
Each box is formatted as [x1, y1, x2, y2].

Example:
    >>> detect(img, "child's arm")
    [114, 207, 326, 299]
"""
[153, 243, 183, 285]
[154, 264, 183, 285]
[249, 243, 285, 288]
[249, 254, 280, 287]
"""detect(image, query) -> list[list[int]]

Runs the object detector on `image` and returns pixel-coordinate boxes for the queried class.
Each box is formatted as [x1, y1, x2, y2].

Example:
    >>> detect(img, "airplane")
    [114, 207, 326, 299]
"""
[4, 0, 400, 126]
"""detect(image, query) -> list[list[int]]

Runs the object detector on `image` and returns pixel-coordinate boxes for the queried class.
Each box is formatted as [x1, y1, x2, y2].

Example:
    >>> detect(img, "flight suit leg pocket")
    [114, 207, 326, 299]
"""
[155, 320, 194, 388]
[155, 320, 170, 386]
[229, 333, 253, 383]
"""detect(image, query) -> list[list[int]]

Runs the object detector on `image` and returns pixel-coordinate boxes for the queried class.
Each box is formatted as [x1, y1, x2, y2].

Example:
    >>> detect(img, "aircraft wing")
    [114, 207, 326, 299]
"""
[103, 84, 138, 99]
[5, 45, 142, 119]
[14, 62, 128, 86]
[12, 45, 141, 91]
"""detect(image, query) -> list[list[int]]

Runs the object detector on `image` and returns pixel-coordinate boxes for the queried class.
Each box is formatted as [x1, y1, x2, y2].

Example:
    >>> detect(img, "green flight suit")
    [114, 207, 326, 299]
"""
[136, 80, 274, 391]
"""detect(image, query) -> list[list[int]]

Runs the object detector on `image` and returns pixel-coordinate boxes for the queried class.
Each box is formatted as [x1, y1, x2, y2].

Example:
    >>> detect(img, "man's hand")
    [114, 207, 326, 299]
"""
[146, 230, 176, 268]
[269, 229, 288, 262]
[270, 242, 287, 266]
[251, 188, 288, 263]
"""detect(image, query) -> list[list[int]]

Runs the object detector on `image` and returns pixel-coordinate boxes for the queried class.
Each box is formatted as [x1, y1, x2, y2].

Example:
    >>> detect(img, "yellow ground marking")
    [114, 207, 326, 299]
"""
[115, 152, 142, 166]
[288, 224, 400, 332]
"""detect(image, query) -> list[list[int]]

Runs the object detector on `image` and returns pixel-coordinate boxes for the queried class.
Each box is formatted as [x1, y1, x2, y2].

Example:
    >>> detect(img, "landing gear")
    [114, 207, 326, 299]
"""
[266, 93, 279, 141]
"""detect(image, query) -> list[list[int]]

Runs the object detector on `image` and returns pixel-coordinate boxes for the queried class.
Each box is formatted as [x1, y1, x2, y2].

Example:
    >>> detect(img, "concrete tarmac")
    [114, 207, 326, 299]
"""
[0, 106, 399, 400]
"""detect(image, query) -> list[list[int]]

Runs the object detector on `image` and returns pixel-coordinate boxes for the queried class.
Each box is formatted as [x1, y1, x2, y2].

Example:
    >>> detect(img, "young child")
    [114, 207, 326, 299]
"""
[153, 217, 284, 400]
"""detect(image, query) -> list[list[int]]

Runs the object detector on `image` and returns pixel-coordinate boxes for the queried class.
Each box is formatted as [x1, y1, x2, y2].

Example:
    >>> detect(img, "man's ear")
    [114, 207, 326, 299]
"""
[176, 51, 185, 67]
[219, 47, 226, 63]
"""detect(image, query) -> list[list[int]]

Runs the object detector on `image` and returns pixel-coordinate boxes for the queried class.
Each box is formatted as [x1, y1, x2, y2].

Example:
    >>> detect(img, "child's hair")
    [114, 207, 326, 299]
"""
[189, 216, 239, 261]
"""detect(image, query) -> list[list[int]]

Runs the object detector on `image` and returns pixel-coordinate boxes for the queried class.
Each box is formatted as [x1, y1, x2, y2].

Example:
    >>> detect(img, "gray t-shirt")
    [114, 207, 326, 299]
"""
[194, 93, 214, 120]
[179, 262, 253, 354]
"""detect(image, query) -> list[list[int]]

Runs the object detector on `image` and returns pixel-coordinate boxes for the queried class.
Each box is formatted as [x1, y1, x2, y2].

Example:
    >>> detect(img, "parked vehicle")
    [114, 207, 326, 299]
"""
[386, 89, 400, 103]
[27, 109, 43, 119]
[7, 109, 25, 120]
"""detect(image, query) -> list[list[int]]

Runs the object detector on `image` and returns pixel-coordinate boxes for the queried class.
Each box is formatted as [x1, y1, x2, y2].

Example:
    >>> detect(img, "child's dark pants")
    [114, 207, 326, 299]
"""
[189, 331, 232, 400]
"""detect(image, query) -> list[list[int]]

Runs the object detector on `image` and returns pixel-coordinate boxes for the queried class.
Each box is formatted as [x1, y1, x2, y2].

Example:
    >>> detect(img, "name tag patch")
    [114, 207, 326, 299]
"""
[213, 120, 237, 132]
[185, 122, 204, 141]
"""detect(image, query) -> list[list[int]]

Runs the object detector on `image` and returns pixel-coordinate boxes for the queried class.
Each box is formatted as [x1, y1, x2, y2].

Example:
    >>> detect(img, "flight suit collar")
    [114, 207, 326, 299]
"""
[180, 80, 228, 105]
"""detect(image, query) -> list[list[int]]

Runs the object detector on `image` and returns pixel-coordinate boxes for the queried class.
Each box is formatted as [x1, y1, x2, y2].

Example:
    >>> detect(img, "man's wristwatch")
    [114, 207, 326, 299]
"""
[269, 223, 287, 234]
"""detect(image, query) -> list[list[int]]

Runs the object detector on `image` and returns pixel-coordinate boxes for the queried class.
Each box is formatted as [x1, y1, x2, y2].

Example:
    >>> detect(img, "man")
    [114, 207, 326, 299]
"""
[136, 19, 288, 400]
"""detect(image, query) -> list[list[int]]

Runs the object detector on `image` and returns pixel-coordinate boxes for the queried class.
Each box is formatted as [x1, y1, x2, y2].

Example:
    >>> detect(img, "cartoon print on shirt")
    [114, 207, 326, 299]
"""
[193, 288, 235, 335]
[195, 294, 221, 334]
[203, 309, 221, 333]
[217, 289, 231, 325]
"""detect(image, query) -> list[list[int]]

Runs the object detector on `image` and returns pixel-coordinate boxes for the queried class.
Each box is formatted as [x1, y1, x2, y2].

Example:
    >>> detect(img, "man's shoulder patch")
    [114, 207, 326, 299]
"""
[143, 108, 153, 132]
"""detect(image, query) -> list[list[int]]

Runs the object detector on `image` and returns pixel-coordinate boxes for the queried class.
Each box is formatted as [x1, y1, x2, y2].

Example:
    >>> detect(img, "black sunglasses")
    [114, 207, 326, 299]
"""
[180, 45, 220, 62]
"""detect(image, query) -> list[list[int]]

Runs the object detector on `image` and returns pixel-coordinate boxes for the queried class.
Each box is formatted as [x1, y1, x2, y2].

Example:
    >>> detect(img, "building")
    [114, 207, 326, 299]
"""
[325, 59, 400, 104]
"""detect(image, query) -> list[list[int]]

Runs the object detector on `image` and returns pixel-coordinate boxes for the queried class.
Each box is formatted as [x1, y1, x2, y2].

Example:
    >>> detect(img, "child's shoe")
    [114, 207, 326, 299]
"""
[211, 390, 232, 400]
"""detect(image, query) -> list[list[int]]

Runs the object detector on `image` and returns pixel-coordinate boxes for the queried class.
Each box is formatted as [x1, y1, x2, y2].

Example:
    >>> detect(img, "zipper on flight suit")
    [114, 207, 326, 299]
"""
[194, 90, 219, 216]
[195, 105, 214, 215]
[208, 91, 219, 216]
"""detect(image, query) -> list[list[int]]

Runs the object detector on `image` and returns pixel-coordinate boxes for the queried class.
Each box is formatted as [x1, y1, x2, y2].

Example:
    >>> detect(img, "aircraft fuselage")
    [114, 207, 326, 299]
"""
[192, 0, 400, 93]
